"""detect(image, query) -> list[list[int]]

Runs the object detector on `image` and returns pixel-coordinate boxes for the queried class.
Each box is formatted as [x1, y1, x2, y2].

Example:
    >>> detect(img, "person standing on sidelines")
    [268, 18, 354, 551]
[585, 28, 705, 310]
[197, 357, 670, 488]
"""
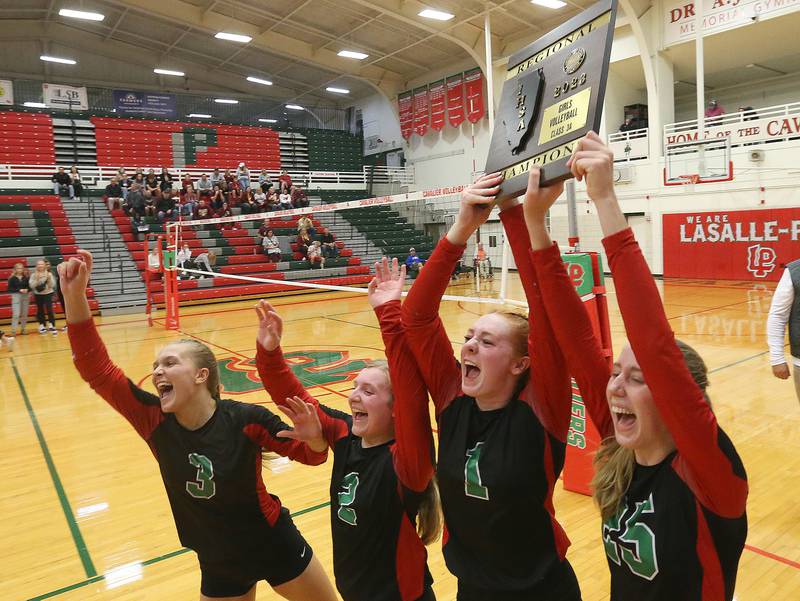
[766, 258, 800, 405]
[529, 132, 747, 600]
[7, 262, 30, 336]
[58, 249, 338, 601]
[253, 256, 440, 601]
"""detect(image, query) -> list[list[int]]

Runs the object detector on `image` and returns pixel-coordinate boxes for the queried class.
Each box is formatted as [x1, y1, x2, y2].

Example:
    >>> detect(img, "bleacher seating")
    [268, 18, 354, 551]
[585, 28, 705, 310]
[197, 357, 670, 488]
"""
[0, 112, 55, 165]
[111, 211, 371, 306]
[0, 193, 99, 322]
[303, 129, 362, 172]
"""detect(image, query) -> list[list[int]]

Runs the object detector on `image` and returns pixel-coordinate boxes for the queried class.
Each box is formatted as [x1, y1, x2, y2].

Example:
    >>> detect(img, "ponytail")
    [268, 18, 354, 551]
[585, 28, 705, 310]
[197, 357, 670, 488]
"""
[416, 477, 443, 545]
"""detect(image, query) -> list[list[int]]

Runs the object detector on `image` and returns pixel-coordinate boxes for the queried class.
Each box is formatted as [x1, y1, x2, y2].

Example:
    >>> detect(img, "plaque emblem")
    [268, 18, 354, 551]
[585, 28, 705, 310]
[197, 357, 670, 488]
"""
[503, 68, 544, 155]
[564, 48, 587, 74]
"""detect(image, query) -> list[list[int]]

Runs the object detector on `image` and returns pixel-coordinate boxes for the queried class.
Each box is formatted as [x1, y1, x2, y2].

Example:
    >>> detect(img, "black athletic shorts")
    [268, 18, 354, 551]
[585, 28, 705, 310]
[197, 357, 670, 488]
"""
[456, 559, 581, 601]
[199, 509, 313, 598]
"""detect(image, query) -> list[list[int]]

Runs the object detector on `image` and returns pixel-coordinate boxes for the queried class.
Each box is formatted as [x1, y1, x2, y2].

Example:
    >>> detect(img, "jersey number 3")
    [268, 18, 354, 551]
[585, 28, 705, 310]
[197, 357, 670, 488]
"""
[337, 472, 360, 526]
[186, 453, 216, 499]
[465, 442, 489, 500]
[602, 493, 659, 580]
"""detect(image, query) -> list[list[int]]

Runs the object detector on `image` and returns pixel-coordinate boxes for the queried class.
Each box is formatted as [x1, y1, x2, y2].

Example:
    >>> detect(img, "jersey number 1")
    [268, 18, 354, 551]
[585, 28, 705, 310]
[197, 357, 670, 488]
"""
[465, 442, 489, 500]
[186, 453, 216, 499]
[337, 472, 360, 526]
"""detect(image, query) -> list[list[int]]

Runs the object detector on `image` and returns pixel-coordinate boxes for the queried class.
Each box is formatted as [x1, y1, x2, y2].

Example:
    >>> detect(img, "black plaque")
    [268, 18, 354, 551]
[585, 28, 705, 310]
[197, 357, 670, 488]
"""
[485, 0, 617, 197]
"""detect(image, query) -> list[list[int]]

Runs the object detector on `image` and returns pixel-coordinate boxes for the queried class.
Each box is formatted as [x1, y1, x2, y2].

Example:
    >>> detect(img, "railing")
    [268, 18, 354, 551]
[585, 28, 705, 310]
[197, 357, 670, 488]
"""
[0, 165, 415, 189]
[607, 128, 649, 161]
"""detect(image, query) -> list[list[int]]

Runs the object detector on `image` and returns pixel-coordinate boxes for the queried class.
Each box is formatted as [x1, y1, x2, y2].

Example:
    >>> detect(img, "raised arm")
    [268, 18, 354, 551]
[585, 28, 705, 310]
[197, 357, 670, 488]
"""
[401, 174, 500, 416]
[60, 251, 162, 440]
[243, 402, 328, 465]
[369, 258, 434, 492]
[574, 132, 747, 516]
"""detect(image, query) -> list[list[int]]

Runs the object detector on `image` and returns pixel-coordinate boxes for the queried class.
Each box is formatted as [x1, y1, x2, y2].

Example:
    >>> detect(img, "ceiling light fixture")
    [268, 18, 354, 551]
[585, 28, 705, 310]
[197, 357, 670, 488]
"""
[215, 32, 252, 43]
[259, 118, 278, 123]
[338, 50, 369, 60]
[531, 0, 567, 8]
[154, 68, 185, 76]
[326, 87, 350, 94]
[418, 8, 455, 21]
[247, 76, 273, 85]
[286, 104, 304, 110]
[58, 8, 105, 21]
[214, 98, 239, 104]
[40, 55, 76, 65]
[23, 102, 48, 108]
[188, 113, 212, 118]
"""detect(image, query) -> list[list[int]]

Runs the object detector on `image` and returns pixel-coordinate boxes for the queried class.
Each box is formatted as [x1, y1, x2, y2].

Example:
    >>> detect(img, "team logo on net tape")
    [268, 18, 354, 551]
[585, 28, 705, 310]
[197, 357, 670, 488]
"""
[746, 244, 777, 278]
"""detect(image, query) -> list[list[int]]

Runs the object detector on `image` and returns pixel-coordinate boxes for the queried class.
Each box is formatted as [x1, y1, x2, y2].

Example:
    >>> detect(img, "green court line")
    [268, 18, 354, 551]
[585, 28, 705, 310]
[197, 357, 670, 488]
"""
[12, 357, 97, 579]
[27, 500, 331, 600]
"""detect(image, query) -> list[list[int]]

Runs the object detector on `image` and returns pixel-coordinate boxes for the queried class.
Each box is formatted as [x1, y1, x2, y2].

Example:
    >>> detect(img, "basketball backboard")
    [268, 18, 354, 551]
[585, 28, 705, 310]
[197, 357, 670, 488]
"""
[663, 137, 733, 186]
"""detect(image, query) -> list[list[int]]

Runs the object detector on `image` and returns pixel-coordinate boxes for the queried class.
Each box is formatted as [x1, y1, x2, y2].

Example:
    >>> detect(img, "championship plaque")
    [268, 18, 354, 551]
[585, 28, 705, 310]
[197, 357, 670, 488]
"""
[485, 0, 617, 197]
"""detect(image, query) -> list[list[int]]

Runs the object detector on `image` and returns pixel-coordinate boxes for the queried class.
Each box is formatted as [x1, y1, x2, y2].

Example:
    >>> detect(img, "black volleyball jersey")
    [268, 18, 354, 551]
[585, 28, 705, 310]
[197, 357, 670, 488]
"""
[543, 227, 748, 601]
[69, 319, 327, 562]
[401, 206, 594, 592]
[256, 301, 435, 601]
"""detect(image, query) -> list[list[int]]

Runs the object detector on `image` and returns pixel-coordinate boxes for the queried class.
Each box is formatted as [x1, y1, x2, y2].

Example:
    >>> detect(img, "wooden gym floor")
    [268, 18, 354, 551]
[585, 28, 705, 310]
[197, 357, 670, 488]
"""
[1, 274, 798, 600]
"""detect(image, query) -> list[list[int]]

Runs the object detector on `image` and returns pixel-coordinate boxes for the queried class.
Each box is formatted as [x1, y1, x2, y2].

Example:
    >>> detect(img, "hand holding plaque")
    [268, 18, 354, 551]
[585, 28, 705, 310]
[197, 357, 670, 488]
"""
[485, 0, 617, 199]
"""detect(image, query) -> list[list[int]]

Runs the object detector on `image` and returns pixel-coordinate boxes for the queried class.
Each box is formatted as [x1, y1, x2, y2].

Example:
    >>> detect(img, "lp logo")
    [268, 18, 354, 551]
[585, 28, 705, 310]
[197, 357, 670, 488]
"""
[746, 244, 776, 278]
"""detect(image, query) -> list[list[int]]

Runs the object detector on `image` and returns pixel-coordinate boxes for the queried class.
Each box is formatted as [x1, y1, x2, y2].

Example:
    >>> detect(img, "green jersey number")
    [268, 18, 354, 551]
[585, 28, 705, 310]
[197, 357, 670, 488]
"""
[337, 472, 360, 526]
[186, 453, 216, 499]
[602, 493, 659, 580]
[464, 442, 489, 500]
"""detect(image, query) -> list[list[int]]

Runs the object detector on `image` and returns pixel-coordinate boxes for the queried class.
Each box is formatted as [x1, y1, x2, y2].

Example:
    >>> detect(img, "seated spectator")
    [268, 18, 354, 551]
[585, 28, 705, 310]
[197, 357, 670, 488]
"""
[254, 188, 267, 209]
[177, 243, 197, 279]
[307, 240, 325, 269]
[279, 191, 292, 209]
[321, 230, 338, 258]
[278, 169, 292, 193]
[405, 247, 424, 278]
[297, 215, 315, 236]
[208, 185, 224, 210]
[261, 228, 282, 263]
[196, 174, 213, 197]
[52, 167, 74, 199]
[291, 185, 309, 208]
[258, 220, 271, 239]
[180, 173, 193, 193]
[739, 106, 758, 121]
[195, 199, 211, 226]
[195, 249, 217, 276]
[259, 169, 273, 193]
[105, 177, 124, 210]
[145, 169, 161, 200]
[215, 202, 238, 230]
[210, 168, 224, 188]
[127, 182, 146, 219]
[240, 191, 258, 215]
[69, 166, 83, 199]
[131, 170, 145, 190]
[159, 168, 174, 195]
[148, 249, 161, 270]
[267, 190, 280, 210]
[156, 194, 176, 222]
[296, 228, 312, 258]
[237, 162, 251, 190]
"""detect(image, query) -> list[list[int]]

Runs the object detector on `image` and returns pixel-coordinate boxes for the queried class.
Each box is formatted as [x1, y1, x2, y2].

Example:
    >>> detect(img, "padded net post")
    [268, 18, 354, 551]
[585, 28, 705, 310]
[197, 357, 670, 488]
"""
[163, 226, 180, 330]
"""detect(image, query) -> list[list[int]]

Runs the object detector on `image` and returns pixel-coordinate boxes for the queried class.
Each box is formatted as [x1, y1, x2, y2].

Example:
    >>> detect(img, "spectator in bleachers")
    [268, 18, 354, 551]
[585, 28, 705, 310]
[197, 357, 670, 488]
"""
[321, 230, 338, 259]
[279, 190, 293, 209]
[296, 228, 312, 259]
[148, 248, 161, 270]
[739, 106, 758, 121]
[52, 167, 74, 199]
[215, 202, 236, 230]
[180, 172, 193, 192]
[261, 228, 282, 263]
[307, 240, 325, 269]
[177, 243, 197, 279]
[7, 262, 30, 336]
[705, 99, 725, 125]
[297, 215, 316, 237]
[195, 198, 211, 227]
[195, 249, 216, 276]
[279, 169, 292, 193]
[29, 260, 57, 334]
[291, 184, 309, 208]
[145, 169, 161, 200]
[259, 169, 273, 193]
[196, 174, 213, 198]
[159, 168, 174, 195]
[259, 220, 271, 239]
[209, 185, 225, 211]
[241, 191, 258, 215]
[267, 189, 280, 210]
[210, 168, 224, 188]
[253, 186, 267, 208]
[156, 193, 176, 223]
[405, 247, 424, 278]
[105, 177, 124, 210]
[237, 162, 251, 190]
[115, 168, 130, 199]
[69, 166, 83, 199]
[127, 182, 146, 219]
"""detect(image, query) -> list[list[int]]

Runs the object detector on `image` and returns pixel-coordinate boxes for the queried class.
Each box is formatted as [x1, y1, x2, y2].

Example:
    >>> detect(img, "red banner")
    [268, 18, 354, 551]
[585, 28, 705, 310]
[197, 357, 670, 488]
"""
[464, 68, 485, 124]
[398, 91, 413, 140]
[413, 86, 429, 137]
[662, 207, 800, 282]
[446, 73, 465, 128]
[429, 80, 446, 132]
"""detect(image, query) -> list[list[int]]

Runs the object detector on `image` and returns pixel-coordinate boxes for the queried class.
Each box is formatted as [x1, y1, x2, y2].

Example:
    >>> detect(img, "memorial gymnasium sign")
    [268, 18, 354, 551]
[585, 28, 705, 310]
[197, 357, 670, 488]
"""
[664, 0, 800, 46]
[663, 207, 800, 281]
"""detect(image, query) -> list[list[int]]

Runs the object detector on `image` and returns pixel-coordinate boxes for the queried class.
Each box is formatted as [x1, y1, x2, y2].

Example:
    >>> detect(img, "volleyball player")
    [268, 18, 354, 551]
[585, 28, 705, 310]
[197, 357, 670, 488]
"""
[253, 256, 440, 601]
[398, 170, 600, 600]
[528, 131, 748, 600]
[58, 250, 337, 601]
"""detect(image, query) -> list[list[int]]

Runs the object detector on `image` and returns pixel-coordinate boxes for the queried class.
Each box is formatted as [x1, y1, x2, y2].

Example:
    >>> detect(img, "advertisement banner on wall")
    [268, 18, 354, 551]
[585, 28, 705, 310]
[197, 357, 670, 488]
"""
[464, 68, 485, 124]
[413, 85, 429, 137]
[398, 90, 413, 140]
[113, 89, 177, 117]
[42, 83, 88, 110]
[663, 0, 800, 47]
[662, 207, 800, 282]
[446, 73, 465, 128]
[429, 80, 446, 132]
[0, 80, 13, 106]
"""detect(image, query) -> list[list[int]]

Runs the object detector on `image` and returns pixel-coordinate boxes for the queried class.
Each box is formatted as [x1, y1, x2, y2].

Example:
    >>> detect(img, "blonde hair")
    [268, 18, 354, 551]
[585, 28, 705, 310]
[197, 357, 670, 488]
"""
[362, 360, 443, 544]
[174, 339, 221, 400]
[591, 339, 710, 520]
